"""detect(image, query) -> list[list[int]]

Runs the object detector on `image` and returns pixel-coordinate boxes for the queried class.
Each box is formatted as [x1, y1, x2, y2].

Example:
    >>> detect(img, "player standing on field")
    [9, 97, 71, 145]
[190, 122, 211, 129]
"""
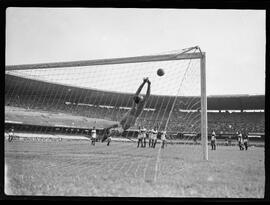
[148, 130, 152, 148]
[161, 131, 167, 149]
[137, 127, 143, 148]
[103, 129, 111, 146]
[141, 127, 147, 147]
[243, 131, 249, 150]
[237, 132, 244, 150]
[152, 127, 158, 148]
[91, 127, 96, 146]
[107, 136, 112, 146]
[8, 127, 15, 142]
[210, 130, 216, 150]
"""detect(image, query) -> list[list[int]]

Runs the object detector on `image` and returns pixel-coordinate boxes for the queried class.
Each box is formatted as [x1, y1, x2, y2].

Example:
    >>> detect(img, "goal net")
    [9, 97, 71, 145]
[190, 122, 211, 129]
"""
[5, 46, 208, 158]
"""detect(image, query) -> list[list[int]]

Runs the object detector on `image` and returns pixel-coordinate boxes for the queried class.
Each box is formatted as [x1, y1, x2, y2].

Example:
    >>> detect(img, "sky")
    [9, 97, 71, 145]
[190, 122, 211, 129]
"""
[5, 8, 266, 96]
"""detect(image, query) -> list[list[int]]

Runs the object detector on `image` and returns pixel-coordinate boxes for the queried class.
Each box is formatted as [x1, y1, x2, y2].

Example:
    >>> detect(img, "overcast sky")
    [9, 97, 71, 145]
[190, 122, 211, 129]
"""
[5, 8, 265, 96]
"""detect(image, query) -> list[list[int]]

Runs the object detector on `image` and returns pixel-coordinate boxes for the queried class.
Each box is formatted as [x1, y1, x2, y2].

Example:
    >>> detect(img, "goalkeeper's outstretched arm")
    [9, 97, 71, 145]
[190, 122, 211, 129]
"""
[135, 78, 148, 96]
[141, 80, 151, 103]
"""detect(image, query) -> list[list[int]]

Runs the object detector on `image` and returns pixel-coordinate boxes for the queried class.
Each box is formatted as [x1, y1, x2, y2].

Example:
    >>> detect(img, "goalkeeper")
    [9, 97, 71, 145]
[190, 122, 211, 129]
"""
[102, 78, 151, 142]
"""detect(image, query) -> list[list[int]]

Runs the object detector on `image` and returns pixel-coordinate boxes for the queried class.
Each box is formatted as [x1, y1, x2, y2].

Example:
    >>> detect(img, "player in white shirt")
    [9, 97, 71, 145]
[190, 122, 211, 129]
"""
[137, 127, 143, 148]
[148, 130, 152, 148]
[141, 127, 147, 147]
[210, 130, 216, 150]
[161, 131, 167, 149]
[8, 127, 15, 142]
[91, 127, 97, 146]
[237, 132, 244, 150]
[152, 128, 158, 148]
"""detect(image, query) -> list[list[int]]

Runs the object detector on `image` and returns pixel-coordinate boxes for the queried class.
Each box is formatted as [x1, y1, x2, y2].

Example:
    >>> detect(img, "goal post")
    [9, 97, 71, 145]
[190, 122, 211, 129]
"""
[5, 46, 208, 160]
[200, 53, 208, 160]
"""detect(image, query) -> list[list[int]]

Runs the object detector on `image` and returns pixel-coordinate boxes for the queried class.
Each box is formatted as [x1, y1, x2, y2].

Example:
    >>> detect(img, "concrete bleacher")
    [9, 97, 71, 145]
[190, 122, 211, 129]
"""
[5, 92, 265, 134]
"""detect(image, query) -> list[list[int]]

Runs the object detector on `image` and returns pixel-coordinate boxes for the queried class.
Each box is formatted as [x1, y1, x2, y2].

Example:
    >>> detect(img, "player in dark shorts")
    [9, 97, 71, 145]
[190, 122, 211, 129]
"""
[102, 78, 151, 142]
[243, 132, 249, 150]
[237, 132, 244, 150]
[107, 136, 112, 146]
[8, 128, 15, 142]
[137, 127, 143, 148]
[210, 130, 216, 150]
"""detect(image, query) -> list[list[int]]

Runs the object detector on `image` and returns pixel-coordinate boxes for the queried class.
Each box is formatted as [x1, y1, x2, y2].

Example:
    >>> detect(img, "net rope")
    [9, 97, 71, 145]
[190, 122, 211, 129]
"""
[5, 47, 202, 144]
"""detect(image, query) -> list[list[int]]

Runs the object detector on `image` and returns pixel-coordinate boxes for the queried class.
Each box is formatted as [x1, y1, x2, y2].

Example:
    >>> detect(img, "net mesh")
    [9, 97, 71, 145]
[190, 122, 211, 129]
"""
[5, 48, 202, 142]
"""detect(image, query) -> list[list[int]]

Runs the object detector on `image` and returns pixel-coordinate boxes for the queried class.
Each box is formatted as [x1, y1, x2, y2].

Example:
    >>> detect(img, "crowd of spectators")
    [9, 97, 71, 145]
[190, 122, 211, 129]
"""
[5, 95, 265, 134]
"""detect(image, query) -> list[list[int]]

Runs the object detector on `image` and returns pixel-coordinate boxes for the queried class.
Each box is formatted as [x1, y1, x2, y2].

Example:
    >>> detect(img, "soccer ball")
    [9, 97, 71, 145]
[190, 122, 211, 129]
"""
[157, 68, 165, 76]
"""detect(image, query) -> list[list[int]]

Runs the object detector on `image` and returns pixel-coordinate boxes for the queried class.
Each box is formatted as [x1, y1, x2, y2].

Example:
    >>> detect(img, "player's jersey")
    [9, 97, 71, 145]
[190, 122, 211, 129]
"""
[9, 130, 14, 137]
[152, 130, 158, 140]
[148, 130, 153, 139]
[91, 129, 96, 139]
[239, 137, 243, 144]
[238, 134, 242, 142]
[137, 131, 143, 139]
[142, 132, 146, 139]
[161, 133, 166, 141]
[141, 128, 147, 138]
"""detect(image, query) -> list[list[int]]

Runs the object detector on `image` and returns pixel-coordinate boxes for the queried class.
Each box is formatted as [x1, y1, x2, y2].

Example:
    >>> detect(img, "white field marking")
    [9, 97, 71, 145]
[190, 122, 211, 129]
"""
[109, 160, 123, 174]
[143, 157, 151, 182]
[4, 164, 12, 195]
[124, 161, 134, 177]
[140, 158, 151, 196]
[134, 160, 141, 178]
[154, 144, 162, 183]
[5, 120, 23, 124]
[119, 160, 128, 174]
[73, 160, 105, 176]
[116, 160, 125, 173]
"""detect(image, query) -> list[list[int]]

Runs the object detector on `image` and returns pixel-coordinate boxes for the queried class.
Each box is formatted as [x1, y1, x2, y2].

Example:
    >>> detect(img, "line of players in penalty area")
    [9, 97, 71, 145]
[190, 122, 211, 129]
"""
[89, 125, 167, 149]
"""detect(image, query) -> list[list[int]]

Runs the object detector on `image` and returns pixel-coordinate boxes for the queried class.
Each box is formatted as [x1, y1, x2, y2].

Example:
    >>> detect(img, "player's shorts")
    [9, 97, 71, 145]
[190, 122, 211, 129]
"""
[120, 112, 137, 130]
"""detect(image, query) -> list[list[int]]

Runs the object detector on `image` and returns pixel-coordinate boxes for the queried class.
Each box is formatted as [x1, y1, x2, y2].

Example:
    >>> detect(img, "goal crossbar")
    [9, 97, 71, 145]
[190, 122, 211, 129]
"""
[6, 52, 204, 71]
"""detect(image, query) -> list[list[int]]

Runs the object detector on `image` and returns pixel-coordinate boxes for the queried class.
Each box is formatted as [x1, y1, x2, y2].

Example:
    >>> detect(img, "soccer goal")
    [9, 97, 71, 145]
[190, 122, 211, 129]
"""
[5, 46, 208, 160]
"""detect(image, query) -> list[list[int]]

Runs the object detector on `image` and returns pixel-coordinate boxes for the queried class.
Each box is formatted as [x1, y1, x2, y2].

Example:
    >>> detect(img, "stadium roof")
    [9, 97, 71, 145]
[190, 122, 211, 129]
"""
[5, 73, 265, 110]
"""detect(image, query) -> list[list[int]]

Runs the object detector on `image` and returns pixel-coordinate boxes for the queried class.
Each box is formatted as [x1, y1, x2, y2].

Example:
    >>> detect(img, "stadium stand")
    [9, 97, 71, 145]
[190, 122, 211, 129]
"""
[5, 73, 265, 137]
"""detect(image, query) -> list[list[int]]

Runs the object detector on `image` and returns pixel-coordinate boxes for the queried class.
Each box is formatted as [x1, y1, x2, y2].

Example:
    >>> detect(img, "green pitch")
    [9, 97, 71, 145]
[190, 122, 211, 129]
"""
[5, 140, 264, 197]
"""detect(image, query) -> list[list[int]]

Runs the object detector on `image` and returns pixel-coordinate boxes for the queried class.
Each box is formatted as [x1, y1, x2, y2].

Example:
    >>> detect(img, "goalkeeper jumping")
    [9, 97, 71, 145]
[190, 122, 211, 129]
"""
[102, 77, 151, 142]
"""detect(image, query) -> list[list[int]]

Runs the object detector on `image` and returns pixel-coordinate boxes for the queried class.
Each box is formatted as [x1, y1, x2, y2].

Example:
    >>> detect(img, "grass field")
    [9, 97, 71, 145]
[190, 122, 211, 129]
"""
[4, 139, 265, 198]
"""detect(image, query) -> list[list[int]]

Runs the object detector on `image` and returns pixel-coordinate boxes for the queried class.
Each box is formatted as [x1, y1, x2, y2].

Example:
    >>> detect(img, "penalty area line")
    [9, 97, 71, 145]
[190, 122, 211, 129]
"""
[154, 143, 162, 183]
